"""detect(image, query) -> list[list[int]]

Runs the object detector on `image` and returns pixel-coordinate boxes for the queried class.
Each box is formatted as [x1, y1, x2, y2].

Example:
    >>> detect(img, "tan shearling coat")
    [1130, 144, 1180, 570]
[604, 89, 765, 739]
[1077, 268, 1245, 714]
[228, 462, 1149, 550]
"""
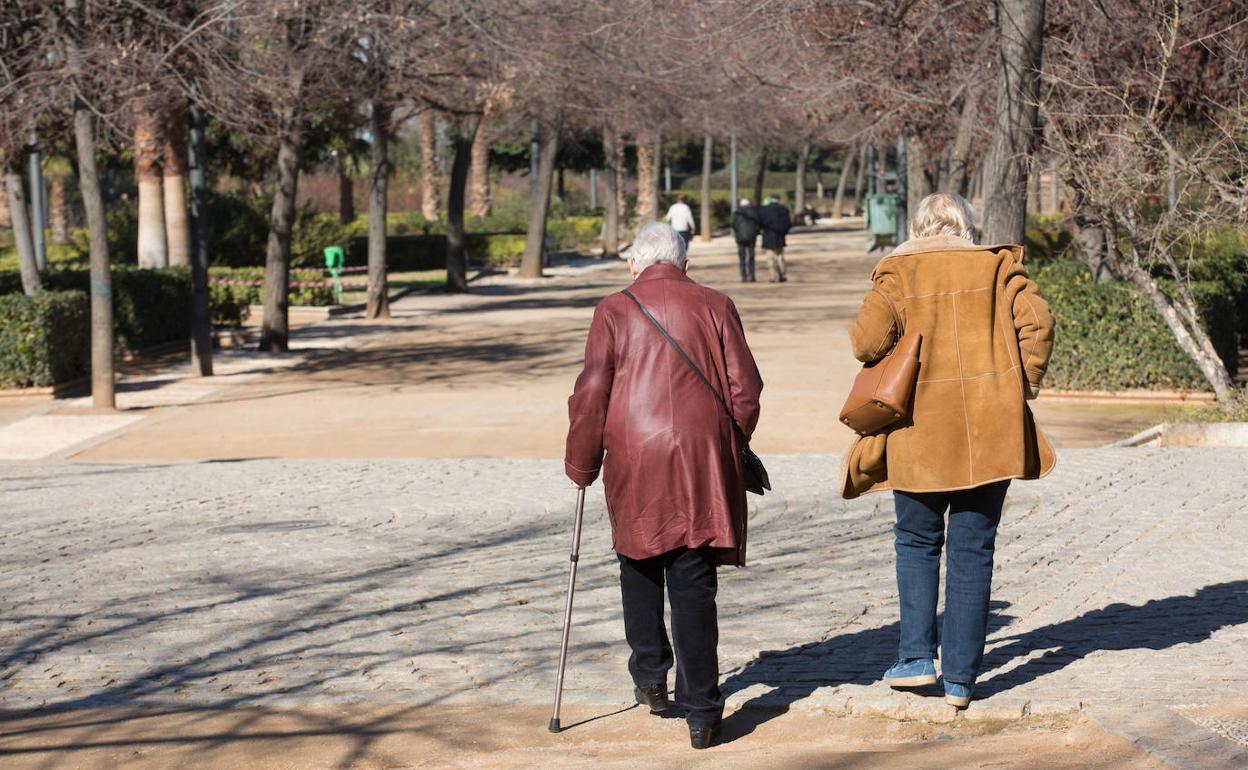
[840, 234, 1056, 499]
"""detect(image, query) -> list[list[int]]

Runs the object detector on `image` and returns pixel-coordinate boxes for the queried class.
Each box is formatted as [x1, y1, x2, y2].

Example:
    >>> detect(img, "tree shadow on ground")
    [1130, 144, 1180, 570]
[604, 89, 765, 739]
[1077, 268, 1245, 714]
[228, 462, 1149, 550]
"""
[976, 579, 1248, 697]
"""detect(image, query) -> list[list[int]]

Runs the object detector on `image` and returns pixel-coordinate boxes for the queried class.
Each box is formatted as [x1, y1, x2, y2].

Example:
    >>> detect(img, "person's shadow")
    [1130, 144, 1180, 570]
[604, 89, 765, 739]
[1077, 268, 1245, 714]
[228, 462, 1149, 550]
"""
[975, 579, 1248, 697]
[715, 581, 1248, 744]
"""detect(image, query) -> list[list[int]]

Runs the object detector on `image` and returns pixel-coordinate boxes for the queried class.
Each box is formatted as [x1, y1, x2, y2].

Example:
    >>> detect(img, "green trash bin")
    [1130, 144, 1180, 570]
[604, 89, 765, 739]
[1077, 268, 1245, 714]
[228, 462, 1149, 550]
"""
[866, 193, 899, 237]
[323, 246, 345, 303]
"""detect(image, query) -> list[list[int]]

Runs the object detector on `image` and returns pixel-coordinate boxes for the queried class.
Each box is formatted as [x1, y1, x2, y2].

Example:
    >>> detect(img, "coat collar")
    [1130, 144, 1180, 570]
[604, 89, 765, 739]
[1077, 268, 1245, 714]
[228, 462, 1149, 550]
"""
[884, 235, 1024, 261]
[632, 262, 693, 284]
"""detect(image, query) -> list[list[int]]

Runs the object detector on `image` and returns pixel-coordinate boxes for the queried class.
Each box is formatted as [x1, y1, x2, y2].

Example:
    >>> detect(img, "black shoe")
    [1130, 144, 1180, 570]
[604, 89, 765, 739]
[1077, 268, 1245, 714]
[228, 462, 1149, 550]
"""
[690, 723, 719, 749]
[634, 683, 670, 714]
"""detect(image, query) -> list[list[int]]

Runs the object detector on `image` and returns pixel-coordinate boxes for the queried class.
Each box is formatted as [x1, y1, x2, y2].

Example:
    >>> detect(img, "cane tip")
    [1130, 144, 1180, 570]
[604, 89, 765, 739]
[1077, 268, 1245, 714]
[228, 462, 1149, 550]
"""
[548, 718, 561, 733]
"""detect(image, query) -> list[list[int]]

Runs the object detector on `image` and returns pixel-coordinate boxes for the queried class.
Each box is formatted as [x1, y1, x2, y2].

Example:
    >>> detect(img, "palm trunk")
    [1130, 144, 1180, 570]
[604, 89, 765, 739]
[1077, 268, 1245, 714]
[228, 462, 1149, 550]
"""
[259, 91, 303, 353]
[752, 147, 768, 207]
[419, 110, 441, 221]
[134, 98, 167, 269]
[636, 135, 656, 222]
[602, 126, 619, 258]
[520, 122, 559, 278]
[162, 104, 191, 267]
[5, 172, 41, 295]
[982, 0, 1046, 244]
[366, 99, 390, 318]
[74, 107, 115, 409]
[907, 135, 932, 208]
[947, 84, 981, 195]
[469, 116, 491, 218]
[853, 144, 868, 211]
[794, 142, 810, 216]
[446, 116, 480, 293]
[336, 153, 355, 224]
[49, 175, 69, 243]
[833, 145, 853, 217]
[699, 134, 712, 242]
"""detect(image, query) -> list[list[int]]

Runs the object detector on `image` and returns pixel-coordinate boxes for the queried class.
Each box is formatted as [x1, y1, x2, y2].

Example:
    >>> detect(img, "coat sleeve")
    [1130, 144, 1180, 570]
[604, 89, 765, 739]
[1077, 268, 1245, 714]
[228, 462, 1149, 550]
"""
[564, 302, 615, 486]
[722, 298, 763, 440]
[848, 275, 900, 363]
[1005, 262, 1055, 391]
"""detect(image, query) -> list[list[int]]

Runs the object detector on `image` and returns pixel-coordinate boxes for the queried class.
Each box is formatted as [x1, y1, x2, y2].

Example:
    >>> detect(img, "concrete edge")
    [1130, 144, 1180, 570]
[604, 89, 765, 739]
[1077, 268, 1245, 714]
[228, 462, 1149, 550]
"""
[1087, 705, 1248, 770]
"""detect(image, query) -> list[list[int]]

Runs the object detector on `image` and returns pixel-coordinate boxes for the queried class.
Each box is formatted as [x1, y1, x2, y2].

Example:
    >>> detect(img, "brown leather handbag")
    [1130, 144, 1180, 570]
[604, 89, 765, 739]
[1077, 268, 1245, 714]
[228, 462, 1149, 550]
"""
[839, 289, 922, 435]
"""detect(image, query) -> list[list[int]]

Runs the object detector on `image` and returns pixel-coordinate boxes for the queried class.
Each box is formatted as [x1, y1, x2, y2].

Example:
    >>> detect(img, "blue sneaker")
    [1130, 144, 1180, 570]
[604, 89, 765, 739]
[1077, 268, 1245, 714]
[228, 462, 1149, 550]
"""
[943, 679, 973, 708]
[883, 658, 937, 687]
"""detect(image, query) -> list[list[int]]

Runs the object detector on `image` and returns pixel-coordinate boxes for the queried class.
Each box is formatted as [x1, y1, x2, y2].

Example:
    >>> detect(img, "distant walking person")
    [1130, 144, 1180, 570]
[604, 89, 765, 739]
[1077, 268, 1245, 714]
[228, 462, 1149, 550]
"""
[730, 198, 761, 282]
[664, 193, 696, 248]
[841, 193, 1056, 709]
[565, 222, 763, 749]
[758, 195, 791, 282]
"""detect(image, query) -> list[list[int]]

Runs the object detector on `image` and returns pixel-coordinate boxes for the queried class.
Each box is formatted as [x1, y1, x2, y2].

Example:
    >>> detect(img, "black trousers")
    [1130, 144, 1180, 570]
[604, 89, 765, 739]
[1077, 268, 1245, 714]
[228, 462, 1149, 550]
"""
[618, 547, 722, 727]
[736, 243, 756, 281]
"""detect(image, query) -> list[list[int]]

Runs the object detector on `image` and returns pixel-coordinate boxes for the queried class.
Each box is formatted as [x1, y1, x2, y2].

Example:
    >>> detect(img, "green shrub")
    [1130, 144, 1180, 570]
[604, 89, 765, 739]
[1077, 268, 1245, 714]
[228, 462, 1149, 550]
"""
[1035, 260, 1238, 391]
[0, 291, 90, 387]
[546, 216, 603, 250]
[207, 267, 338, 313]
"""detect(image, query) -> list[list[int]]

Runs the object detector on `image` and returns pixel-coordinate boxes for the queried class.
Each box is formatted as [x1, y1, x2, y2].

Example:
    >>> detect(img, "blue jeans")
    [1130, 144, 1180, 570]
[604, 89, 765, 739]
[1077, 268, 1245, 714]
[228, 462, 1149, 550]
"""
[893, 481, 1009, 684]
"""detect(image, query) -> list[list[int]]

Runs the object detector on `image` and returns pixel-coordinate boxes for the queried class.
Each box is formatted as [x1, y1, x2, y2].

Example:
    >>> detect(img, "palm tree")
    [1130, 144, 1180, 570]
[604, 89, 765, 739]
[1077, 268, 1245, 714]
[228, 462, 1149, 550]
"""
[133, 96, 167, 268]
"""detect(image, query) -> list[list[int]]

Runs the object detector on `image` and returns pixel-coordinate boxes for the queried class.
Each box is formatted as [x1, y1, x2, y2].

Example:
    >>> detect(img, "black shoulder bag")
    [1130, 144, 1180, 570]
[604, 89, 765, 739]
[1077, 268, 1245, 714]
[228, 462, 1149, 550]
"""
[622, 289, 771, 496]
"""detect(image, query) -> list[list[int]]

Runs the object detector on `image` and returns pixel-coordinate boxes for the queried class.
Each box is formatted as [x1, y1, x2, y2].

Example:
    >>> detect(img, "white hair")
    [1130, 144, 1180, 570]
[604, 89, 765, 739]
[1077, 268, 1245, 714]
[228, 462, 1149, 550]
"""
[909, 192, 977, 241]
[629, 222, 687, 270]
[739, 198, 750, 207]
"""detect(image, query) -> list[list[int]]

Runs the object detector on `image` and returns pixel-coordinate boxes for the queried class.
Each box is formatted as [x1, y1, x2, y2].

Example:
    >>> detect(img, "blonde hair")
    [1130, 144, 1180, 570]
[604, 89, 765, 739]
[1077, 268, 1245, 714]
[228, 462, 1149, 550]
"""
[909, 193, 976, 241]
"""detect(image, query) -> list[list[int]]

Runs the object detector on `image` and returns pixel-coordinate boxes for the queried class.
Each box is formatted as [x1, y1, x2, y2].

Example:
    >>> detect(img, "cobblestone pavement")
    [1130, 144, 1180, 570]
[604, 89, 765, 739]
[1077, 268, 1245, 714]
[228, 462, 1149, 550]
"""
[2, 449, 1245, 730]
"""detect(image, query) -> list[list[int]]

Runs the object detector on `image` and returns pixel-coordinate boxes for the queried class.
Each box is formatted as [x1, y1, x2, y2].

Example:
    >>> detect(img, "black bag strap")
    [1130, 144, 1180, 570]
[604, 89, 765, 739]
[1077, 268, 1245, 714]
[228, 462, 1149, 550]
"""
[621, 289, 746, 441]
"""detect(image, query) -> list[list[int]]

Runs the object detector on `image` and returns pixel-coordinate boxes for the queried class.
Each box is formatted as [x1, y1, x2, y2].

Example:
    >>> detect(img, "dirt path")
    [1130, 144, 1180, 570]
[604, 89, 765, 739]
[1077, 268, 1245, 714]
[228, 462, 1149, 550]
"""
[69, 225, 1167, 461]
[0, 704, 1163, 770]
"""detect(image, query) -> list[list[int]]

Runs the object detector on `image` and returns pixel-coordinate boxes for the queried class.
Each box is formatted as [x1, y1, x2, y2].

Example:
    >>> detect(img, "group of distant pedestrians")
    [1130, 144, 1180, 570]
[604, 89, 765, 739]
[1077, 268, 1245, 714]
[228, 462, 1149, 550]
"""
[731, 197, 791, 283]
[662, 193, 793, 283]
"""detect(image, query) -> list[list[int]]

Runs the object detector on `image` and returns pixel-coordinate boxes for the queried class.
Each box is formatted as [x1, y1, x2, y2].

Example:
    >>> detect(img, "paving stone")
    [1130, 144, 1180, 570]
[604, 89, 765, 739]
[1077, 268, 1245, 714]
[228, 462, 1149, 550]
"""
[0, 449, 1245, 723]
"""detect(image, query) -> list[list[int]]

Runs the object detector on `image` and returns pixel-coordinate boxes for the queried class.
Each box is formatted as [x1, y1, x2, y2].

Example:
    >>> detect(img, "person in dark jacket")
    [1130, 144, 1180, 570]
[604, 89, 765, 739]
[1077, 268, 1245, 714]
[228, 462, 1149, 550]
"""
[730, 198, 761, 282]
[758, 196, 791, 282]
[565, 222, 763, 749]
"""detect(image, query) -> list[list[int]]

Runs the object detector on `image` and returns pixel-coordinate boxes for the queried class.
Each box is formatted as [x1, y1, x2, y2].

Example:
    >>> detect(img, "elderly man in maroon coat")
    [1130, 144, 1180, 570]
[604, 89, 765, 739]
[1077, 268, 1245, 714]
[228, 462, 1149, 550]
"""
[565, 222, 763, 749]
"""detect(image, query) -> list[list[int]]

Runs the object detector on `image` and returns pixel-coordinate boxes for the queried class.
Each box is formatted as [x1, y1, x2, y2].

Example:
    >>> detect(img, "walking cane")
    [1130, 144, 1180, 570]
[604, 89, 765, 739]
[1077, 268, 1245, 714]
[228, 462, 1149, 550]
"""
[548, 486, 587, 733]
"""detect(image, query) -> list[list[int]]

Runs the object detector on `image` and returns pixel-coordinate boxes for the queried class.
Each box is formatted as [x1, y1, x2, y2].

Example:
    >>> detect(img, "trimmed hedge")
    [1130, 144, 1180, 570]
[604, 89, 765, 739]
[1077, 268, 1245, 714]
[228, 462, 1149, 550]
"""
[0, 291, 90, 388]
[1035, 260, 1238, 391]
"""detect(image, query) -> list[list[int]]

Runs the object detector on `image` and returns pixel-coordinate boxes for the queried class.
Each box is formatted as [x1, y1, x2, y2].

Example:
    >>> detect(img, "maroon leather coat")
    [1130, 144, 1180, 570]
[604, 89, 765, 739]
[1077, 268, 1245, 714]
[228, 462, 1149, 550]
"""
[564, 263, 763, 566]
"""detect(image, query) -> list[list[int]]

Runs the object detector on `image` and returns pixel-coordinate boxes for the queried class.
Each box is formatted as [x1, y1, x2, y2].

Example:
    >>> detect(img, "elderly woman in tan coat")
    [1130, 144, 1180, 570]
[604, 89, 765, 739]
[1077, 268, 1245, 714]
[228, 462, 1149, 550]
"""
[842, 192, 1055, 708]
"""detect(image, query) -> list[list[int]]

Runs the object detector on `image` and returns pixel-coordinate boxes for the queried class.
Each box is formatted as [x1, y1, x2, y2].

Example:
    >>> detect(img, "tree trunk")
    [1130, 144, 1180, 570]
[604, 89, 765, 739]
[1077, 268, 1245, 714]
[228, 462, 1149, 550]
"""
[833, 146, 853, 217]
[336, 153, 355, 224]
[366, 99, 390, 319]
[188, 102, 213, 376]
[446, 116, 480, 293]
[602, 126, 620, 258]
[853, 144, 868, 211]
[615, 133, 628, 228]
[469, 116, 491, 218]
[907, 135, 932, 209]
[49, 175, 68, 243]
[520, 121, 559, 278]
[795, 142, 810, 216]
[0, 179, 8, 227]
[419, 110, 440, 221]
[752, 147, 768, 207]
[259, 96, 303, 353]
[699, 134, 713, 242]
[636, 135, 656, 223]
[1126, 267, 1235, 398]
[134, 98, 167, 269]
[649, 134, 661, 220]
[1068, 189, 1114, 282]
[162, 104, 191, 267]
[982, 0, 1046, 244]
[946, 84, 981, 196]
[74, 107, 115, 409]
[5, 172, 41, 295]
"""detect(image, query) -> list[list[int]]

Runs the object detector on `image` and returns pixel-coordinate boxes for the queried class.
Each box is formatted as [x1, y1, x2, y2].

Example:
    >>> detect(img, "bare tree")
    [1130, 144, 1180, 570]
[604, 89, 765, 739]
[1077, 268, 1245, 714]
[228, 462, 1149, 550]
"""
[3, 165, 41, 294]
[699, 133, 712, 241]
[520, 116, 558, 278]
